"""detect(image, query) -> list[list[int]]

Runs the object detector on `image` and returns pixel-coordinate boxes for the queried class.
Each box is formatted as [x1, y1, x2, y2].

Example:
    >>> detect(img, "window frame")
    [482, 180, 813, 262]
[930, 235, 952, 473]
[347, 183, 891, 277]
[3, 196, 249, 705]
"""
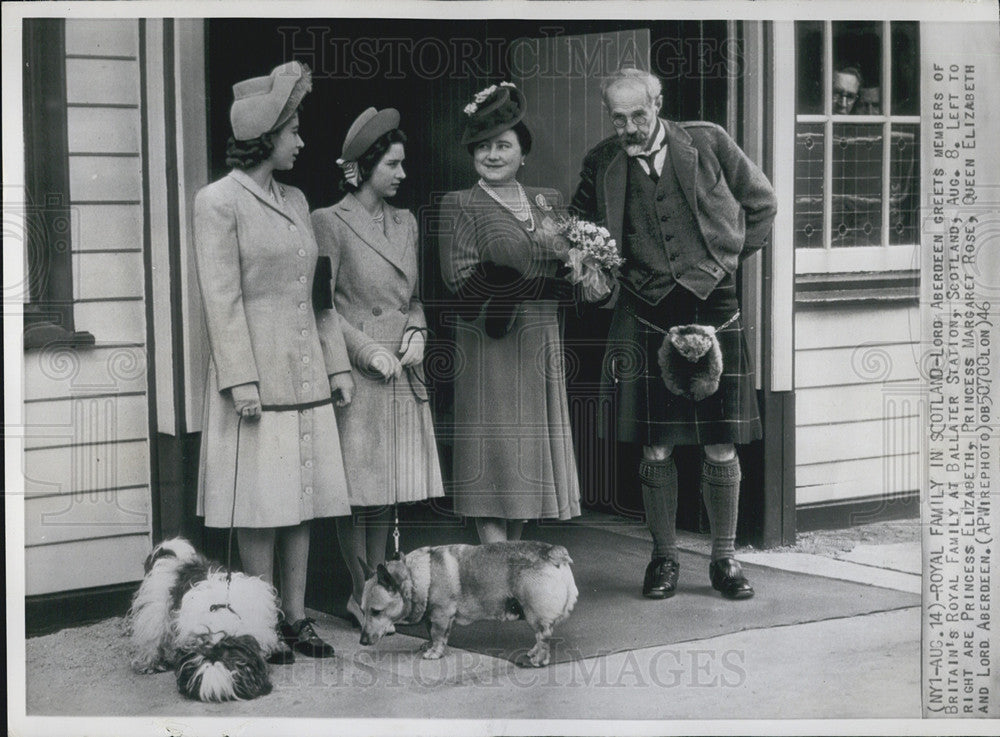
[22, 18, 94, 349]
[793, 20, 920, 276]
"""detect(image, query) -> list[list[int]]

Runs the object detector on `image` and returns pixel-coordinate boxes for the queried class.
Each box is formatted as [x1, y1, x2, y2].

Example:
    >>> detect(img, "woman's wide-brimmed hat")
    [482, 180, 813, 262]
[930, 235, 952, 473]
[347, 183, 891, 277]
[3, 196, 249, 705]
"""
[230, 61, 312, 141]
[461, 82, 526, 146]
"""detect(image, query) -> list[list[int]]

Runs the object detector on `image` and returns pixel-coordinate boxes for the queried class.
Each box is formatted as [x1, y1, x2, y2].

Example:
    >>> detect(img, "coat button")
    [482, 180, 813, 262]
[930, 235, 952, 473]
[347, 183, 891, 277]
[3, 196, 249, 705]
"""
[399, 305, 408, 314]
[299, 302, 308, 311]
[372, 306, 382, 316]
[304, 460, 313, 469]
[298, 249, 306, 257]
[657, 193, 666, 201]
[660, 214, 669, 222]
[301, 329, 308, 337]
[664, 235, 673, 241]
[302, 355, 310, 364]
[289, 225, 298, 232]
[299, 275, 307, 284]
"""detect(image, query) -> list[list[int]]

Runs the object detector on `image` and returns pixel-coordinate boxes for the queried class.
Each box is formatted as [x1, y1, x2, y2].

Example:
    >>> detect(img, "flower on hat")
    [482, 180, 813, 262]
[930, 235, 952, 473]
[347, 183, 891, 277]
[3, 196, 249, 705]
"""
[464, 81, 517, 117]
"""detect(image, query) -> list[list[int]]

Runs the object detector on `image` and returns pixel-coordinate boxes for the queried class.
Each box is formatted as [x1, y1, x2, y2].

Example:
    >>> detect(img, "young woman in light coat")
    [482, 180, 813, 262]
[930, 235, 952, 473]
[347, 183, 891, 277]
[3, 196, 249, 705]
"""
[193, 61, 352, 661]
[313, 108, 444, 625]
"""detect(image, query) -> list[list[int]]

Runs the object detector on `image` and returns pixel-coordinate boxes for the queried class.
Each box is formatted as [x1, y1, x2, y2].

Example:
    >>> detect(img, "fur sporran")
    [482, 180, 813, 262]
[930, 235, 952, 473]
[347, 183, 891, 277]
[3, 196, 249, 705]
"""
[656, 324, 723, 402]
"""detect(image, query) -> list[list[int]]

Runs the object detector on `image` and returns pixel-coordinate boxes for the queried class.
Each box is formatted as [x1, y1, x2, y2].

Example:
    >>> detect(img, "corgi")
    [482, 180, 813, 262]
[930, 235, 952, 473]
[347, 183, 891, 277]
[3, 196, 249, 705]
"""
[360, 541, 577, 667]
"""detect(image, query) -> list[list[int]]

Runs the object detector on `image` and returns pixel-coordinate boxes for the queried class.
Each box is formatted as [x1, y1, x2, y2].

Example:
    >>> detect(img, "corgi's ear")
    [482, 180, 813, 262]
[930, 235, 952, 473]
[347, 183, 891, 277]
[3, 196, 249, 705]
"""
[376, 563, 398, 592]
[359, 557, 375, 580]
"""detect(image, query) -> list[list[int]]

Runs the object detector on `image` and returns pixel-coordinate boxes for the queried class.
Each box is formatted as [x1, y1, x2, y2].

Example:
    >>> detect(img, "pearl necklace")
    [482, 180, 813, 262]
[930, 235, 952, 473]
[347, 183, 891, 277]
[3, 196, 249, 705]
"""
[477, 179, 535, 232]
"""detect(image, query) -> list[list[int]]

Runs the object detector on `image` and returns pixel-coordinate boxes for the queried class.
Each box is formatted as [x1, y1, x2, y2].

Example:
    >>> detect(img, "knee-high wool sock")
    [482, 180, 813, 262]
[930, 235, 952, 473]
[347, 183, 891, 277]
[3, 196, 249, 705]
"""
[640, 456, 678, 561]
[701, 455, 741, 561]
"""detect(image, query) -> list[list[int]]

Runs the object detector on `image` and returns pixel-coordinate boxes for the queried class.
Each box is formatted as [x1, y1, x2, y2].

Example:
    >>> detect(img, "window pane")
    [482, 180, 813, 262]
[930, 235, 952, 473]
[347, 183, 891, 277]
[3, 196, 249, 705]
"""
[796, 21, 824, 114]
[892, 22, 920, 115]
[833, 21, 882, 115]
[794, 123, 825, 247]
[832, 122, 883, 247]
[890, 124, 919, 244]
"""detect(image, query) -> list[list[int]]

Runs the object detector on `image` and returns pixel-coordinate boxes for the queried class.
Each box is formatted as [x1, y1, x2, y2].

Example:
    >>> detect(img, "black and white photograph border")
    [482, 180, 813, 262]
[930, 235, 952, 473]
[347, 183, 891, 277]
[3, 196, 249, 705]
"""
[4, 0, 999, 735]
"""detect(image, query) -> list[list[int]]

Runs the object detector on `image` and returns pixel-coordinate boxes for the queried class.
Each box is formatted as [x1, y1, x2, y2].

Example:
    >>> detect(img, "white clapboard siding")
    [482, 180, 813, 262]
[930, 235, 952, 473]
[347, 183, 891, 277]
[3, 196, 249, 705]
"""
[795, 304, 918, 350]
[25, 345, 148, 401]
[73, 203, 143, 251]
[67, 108, 141, 154]
[796, 382, 925, 426]
[73, 251, 144, 300]
[797, 454, 922, 506]
[65, 19, 138, 57]
[25, 19, 152, 598]
[73, 301, 145, 344]
[795, 342, 921, 388]
[793, 302, 922, 509]
[66, 58, 140, 105]
[24, 440, 150, 497]
[24, 394, 148, 450]
[26, 486, 151, 546]
[797, 415, 922, 466]
[26, 535, 149, 596]
[69, 155, 143, 203]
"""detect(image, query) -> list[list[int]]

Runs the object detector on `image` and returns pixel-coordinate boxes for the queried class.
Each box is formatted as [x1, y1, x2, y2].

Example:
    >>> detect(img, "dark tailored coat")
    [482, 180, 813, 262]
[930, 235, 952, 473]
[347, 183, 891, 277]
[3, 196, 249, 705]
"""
[193, 170, 351, 527]
[570, 120, 778, 447]
[439, 185, 581, 521]
[570, 120, 778, 301]
[312, 194, 444, 507]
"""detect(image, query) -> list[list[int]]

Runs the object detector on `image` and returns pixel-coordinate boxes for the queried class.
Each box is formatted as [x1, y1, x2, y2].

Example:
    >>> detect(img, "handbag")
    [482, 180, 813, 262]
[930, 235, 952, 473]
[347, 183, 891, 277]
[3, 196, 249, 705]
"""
[312, 255, 333, 310]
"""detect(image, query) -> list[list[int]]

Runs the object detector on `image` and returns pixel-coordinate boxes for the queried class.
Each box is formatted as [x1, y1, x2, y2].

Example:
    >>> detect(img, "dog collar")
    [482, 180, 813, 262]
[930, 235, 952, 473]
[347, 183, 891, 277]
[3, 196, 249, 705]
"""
[399, 548, 431, 625]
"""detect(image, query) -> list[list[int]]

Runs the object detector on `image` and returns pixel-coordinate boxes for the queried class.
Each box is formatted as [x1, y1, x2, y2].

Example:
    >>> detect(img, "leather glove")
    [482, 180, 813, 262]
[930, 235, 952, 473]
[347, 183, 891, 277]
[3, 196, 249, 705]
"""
[230, 382, 261, 419]
[398, 328, 426, 367]
[360, 343, 403, 382]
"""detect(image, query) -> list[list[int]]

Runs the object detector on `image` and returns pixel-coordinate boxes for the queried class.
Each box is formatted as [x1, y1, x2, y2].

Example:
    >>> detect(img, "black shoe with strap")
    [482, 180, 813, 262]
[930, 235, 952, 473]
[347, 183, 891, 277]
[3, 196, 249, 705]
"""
[642, 557, 680, 599]
[280, 617, 335, 658]
[709, 558, 755, 600]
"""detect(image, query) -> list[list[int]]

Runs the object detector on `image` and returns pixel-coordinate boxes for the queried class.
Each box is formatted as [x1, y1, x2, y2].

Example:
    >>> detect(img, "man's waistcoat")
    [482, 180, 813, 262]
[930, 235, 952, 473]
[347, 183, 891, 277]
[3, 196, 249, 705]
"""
[621, 156, 723, 305]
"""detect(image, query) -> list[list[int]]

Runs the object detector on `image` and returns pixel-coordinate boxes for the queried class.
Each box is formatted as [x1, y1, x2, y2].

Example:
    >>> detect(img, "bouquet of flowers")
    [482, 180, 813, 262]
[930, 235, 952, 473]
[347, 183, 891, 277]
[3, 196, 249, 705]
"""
[557, 215, 624, 302]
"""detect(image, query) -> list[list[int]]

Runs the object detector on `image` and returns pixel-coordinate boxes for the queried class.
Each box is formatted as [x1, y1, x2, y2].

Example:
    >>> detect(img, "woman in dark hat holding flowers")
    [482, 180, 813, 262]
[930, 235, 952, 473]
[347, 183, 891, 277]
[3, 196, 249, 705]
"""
[439, 83, 581, 544]
[192, 61, 352, 662]
[313, 108, 444, 625]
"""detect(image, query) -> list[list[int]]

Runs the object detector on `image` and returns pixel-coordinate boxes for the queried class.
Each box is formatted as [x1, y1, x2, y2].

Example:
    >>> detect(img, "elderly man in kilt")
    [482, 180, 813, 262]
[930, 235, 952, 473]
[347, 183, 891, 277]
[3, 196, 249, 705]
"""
[571, 68, 777, 601]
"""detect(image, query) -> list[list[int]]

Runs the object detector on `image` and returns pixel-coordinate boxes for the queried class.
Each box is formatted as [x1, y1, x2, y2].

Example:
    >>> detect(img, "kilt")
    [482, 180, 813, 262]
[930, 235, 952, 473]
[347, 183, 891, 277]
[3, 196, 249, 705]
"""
[600, 275, 762, 447]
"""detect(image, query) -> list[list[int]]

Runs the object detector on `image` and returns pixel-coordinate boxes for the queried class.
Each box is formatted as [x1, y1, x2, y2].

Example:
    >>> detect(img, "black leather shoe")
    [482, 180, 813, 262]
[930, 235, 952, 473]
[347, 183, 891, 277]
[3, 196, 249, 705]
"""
[266, 639, 295, 665]
[709, 558, 755, 600]
[642, 557, 679, 599]
[280, 617, 335, 658]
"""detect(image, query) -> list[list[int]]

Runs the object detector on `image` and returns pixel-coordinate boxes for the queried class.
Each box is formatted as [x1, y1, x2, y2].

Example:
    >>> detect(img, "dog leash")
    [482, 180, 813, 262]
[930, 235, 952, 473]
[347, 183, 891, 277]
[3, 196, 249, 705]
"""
[214, 395, 337, 615]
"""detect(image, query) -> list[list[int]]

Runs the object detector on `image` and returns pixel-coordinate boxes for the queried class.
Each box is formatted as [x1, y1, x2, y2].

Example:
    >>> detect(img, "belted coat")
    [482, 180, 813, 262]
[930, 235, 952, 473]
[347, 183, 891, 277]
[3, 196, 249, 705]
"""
[193, 170, 352, 527]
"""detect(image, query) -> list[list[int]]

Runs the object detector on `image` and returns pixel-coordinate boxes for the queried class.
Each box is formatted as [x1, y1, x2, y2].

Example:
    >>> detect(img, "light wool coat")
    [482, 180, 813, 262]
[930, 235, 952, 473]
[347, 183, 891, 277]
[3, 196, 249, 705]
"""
[193, 170, 351, 527]
[312, 194, 444, 507]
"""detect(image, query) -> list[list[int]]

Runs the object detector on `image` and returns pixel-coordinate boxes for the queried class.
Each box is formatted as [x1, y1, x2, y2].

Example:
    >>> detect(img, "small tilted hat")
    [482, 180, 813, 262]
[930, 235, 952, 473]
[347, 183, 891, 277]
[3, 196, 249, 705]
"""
[229, 61, 312, 141]
[337, 107, 401, 186]
[461, 82, 526, 145]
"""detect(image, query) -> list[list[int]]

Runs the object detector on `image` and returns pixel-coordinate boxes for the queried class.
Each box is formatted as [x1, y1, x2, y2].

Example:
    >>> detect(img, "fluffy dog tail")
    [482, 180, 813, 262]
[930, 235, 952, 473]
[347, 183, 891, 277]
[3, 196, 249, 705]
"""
[175, 634, 272, 702]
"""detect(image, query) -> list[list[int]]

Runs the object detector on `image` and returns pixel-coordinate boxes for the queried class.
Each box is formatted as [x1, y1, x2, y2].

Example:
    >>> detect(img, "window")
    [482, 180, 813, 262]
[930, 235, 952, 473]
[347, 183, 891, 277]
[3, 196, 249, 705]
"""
[22, 18, 93, 349]
[793, 21, 920, 274]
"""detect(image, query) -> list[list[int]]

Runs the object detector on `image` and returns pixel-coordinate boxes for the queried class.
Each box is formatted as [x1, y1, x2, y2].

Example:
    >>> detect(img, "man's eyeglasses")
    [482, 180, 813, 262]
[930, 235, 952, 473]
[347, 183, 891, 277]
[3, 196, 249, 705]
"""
[610, 110, 652, 129]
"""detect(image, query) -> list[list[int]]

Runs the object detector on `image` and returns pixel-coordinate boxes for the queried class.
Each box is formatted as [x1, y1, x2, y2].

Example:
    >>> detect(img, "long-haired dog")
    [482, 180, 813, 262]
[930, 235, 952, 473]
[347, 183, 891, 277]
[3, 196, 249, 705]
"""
[360, 541, 578, 667]
[124, 538, 281, 702]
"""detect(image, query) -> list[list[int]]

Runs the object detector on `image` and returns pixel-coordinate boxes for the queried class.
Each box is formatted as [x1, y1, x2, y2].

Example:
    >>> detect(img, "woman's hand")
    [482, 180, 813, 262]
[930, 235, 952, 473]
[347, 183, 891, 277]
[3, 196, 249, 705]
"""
[364, 344, 403, 382]
[230, 382, 262, 419]
[398, 329, 426, 367]
[330, 372, 355, 407]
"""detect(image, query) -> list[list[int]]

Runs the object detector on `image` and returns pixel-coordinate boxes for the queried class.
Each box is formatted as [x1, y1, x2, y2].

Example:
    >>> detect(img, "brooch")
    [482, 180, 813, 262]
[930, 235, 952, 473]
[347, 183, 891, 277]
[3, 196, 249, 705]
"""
[535, 194, 552, 211]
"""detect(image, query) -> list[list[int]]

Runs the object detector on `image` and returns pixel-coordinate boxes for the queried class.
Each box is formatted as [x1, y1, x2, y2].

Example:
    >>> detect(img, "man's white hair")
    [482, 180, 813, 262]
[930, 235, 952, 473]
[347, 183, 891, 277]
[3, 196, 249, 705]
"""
[602, 68, 662, 105]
